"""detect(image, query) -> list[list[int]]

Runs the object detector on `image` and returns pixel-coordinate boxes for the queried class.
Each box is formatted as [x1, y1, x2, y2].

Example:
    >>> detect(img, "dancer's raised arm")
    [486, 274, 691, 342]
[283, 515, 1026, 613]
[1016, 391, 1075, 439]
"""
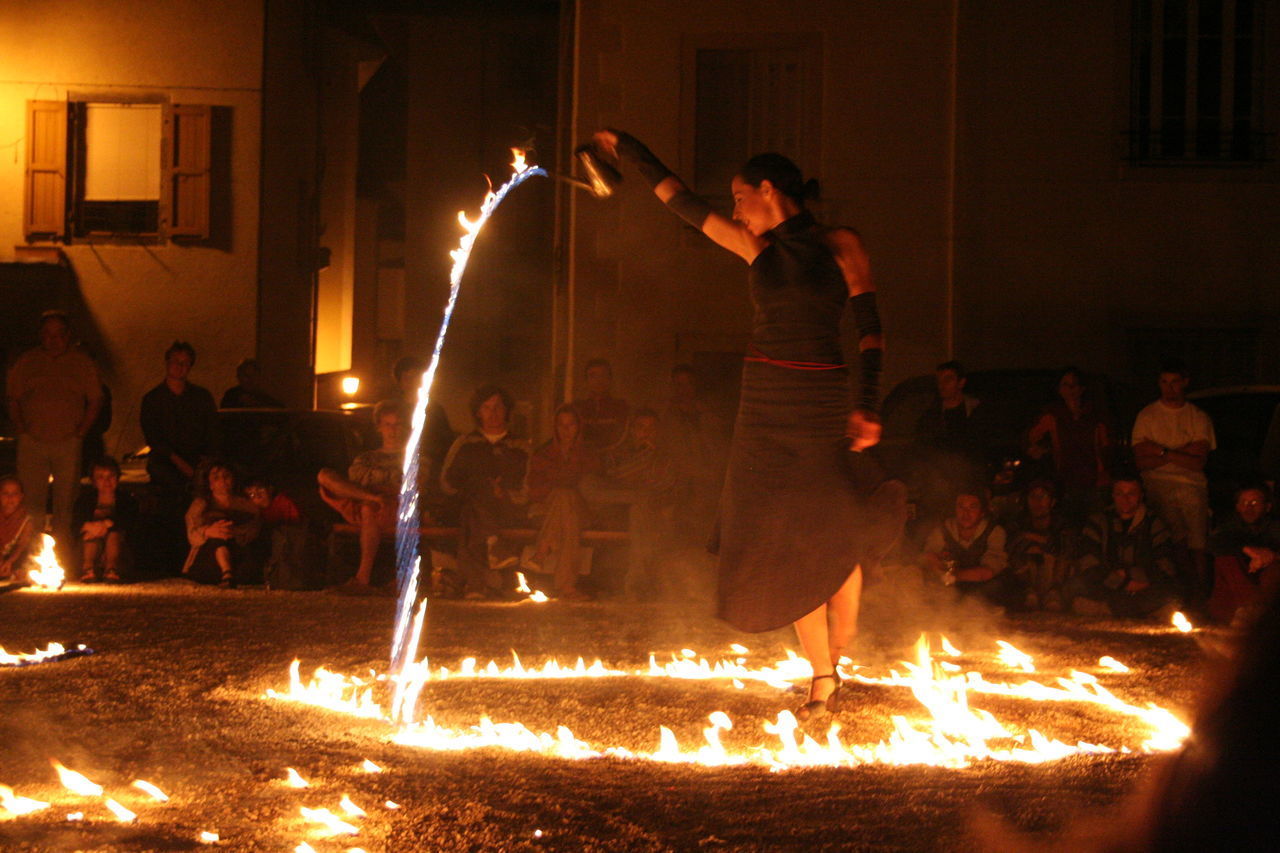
[593, 129, 766, 264]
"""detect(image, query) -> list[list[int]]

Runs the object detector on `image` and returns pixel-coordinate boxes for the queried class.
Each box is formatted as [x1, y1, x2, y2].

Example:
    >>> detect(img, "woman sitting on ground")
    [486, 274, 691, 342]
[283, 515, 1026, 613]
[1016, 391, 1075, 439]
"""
[183, 461, 260, 588]
[74, 456, 139, 583]
[0, 475, 37, 582]
[525, 403, 598, 601]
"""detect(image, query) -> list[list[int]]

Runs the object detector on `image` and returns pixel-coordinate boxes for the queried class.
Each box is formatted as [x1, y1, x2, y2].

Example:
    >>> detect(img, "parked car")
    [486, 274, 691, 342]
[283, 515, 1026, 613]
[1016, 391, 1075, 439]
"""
[1185, 386, 1280, 515]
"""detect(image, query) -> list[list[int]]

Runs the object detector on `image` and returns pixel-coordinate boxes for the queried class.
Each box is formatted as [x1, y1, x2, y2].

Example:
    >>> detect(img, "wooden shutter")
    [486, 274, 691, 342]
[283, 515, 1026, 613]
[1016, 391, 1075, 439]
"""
[25, 100, 67, 239]
[168, 104, 211, 238]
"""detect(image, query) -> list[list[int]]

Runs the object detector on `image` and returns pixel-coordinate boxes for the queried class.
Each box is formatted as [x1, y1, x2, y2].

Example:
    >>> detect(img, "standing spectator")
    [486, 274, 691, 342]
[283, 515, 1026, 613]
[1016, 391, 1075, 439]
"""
[1206, 483, 1280, 625]
[921, 489, 1018, 609]
[0, 475, 37, 581]
[80, 383, 112, 476]
[141, 342, 219, 504]
[572, 358, 630, 452]
[73, 456, 139, 583]
[1025, 367, 1112, 523]
[182, 461, 260, 588]
[525, 404, 597, 600]
[317, 400, 408, 592]
[914, 360, 987, 524]
[1131, 358, 1216, 604]
[5, 311, 103, 556]
[440, 384, 528, 600]
[219, 358, 284, 409]
[1005, 479, 1077, 611]
[1065, 473, 1178, 619]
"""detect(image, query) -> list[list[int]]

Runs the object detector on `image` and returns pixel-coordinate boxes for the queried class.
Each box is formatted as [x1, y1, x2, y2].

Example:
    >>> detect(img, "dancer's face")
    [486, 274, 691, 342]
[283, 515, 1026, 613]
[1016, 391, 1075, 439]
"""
[731, 176, 775, 236]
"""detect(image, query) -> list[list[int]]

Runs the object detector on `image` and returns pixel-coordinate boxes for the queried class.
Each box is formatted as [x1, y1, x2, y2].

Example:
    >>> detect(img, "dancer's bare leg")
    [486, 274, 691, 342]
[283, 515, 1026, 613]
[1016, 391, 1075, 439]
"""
[826, 565, 863, 667]
[794, 604, 837, 704]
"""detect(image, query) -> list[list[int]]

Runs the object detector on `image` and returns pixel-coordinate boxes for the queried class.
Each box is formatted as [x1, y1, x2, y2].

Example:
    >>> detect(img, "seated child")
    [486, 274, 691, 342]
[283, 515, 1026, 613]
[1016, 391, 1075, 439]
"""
[1005, 479, 1078, 611]
[245, 477, 309, 590]
[73, 456, 139, 583]
[0, 475, 37, 582]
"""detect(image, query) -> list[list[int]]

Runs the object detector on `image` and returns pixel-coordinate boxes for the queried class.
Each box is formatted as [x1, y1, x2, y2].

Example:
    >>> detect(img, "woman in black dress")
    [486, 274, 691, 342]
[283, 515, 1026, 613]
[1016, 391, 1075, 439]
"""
[594, 130, 904, 718]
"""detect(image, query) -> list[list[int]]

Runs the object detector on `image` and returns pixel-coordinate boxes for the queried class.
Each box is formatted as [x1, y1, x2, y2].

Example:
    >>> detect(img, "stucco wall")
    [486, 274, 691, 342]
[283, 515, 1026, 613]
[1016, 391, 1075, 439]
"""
[0, 0, 263, 455]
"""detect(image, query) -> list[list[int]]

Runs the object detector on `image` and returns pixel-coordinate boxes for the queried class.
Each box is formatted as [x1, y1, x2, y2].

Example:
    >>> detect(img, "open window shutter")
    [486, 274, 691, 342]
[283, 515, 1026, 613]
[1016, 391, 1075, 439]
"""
[168, 104, 211, 238]
[25, 100, 67, 239]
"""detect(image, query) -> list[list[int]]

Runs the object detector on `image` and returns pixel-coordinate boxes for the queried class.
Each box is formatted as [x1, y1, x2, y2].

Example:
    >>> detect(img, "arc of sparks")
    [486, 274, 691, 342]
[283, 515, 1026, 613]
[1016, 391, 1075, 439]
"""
[389, 151, 547, 687]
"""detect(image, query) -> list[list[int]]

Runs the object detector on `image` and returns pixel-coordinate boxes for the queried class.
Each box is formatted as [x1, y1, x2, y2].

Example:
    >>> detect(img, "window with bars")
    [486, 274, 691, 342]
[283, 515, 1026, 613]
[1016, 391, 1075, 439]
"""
[684, 36, 822, 198]
[1129, 0, 1268, 164]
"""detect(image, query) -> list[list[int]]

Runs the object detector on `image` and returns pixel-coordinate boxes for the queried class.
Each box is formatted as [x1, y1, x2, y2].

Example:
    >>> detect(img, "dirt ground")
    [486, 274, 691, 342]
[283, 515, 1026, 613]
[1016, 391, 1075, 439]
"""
[0, 573, 1221, 852]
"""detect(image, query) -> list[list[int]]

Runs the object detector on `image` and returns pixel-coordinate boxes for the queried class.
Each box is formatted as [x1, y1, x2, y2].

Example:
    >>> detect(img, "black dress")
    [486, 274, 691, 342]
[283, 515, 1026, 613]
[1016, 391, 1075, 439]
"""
[716, 211, 905, 632]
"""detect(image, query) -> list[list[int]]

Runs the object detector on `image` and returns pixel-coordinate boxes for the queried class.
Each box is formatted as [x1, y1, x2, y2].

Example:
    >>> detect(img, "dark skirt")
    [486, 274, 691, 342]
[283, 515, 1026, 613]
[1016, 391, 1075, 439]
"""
[716, 361, 905, 632]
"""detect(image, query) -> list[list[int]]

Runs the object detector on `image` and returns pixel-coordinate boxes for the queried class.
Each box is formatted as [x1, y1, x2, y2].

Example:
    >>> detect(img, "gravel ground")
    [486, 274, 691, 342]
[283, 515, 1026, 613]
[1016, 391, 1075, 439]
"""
[0, 574, 1218, 852]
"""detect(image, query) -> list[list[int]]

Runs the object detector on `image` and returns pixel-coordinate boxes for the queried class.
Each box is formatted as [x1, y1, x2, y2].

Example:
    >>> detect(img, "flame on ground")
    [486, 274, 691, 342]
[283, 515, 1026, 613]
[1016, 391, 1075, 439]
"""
[1172, 611, 1194, 633]
[51, 761, 103, 796]
[1, 784, 50, 816]
[268, 635, 1190, 771]
[27, 534, 65, 590]
[0, 642, 85, 666]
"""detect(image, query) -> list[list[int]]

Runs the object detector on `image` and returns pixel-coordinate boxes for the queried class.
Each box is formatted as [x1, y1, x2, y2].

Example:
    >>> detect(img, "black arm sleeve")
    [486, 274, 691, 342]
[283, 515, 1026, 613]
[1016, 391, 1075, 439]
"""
[666, 190, 714, 230]
[850, 291, 882, 341]
[612, 131, 674, 188]
[857, 347, 883, 412]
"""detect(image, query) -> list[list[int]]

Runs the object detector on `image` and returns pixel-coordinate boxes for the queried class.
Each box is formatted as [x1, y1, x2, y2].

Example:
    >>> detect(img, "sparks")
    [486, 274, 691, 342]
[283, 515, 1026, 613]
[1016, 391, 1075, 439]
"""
[388, 150, 547, 690]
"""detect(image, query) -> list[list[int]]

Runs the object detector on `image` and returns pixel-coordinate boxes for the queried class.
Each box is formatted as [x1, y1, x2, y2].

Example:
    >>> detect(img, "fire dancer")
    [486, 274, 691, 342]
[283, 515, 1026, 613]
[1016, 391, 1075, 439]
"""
[593, 129, 904, 719]
[0, 475, 37, 581]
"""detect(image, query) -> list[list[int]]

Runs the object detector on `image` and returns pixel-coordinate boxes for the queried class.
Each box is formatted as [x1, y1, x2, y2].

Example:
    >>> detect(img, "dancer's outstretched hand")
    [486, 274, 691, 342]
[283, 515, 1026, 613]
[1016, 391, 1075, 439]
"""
[592, 129, 620, 161]
[847, 409, 881, 452]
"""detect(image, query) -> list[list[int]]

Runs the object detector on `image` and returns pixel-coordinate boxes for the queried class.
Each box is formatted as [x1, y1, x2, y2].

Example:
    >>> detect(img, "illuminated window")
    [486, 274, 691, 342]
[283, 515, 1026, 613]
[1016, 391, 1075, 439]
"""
[1129, 0, 1268, 164]
[24, 100, 216, 241]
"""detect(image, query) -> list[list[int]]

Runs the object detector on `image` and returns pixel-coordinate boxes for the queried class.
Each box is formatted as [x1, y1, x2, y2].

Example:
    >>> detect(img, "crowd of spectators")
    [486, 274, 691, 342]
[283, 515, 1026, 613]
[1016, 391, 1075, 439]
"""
[2, 308, 1275, 622]
[911, 356, 1276, 626]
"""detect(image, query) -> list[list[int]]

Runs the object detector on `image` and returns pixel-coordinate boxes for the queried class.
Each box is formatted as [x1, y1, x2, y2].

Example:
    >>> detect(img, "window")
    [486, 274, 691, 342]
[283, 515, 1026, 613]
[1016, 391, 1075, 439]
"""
[682, 35, 822, 198]
[24, 99, 215, 241]
[1129, 0, 1268, 164]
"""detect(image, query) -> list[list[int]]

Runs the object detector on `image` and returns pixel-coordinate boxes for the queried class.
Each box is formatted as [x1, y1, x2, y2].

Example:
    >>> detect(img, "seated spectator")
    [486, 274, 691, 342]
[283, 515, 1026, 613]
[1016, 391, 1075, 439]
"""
[1025, 367, 1111, 524]
[73, 456, 139, 583]
[661, 364, 728, 546]
[525, 404, 597, 601]
[183, 461, 261, 588]
[1065, 473, 1178, 619]
[572, 357, 630, 452]
[0, 475, 37, 582]
[440, 384, 528, 600]
[219, 358, 284, 409]
[1206, 484, 1280, 625]
[391, 355, 456, 520]
[246, 476, 309, 590]
[594, 408, 679, 599]
[921, 489, 1019, 609]
[1005, 478, 1077, 611]
[317, 400, 408, 592]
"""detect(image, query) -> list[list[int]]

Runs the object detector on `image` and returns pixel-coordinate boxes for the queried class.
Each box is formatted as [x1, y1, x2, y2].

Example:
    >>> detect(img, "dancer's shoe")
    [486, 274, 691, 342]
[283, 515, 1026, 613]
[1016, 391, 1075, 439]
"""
[795, 672, 842, 721]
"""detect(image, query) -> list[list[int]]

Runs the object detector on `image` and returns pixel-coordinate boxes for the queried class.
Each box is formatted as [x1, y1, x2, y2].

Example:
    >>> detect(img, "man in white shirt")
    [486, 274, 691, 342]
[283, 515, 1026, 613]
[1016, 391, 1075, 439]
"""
[1131, 359, 1215, 603]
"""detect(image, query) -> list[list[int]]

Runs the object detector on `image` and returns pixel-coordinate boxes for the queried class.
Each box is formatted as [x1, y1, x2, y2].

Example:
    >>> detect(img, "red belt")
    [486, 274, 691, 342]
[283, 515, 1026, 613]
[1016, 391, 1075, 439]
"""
[745, 343, 846, 371]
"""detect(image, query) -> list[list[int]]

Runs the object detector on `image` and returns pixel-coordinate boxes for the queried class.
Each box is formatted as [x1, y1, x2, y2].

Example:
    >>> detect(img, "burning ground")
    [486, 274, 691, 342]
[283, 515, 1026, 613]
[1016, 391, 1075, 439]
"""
[0, 576, 1215, 851]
